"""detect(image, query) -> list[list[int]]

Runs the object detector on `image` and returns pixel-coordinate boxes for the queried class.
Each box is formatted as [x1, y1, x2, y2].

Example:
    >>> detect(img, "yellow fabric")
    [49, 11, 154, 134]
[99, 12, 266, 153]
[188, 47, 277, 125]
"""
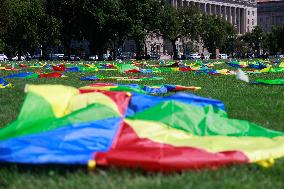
[25, 85, 79, 118]
[260, 68, 269, 73]
[65, 92, 121, 116]
[125, 119, 284, 163]
[279, 62, 284, 68]
[79, 86, 117, 91]
[0, 83, 12, 89]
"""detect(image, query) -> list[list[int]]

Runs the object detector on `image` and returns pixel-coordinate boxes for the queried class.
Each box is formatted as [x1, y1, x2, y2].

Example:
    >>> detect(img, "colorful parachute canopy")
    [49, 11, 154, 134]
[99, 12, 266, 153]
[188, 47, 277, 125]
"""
[52, 64, 66, 71]
[5, 72, 37, 79]
[254, 79, 284, 85]
[79, 83, 201, 95]
[1, 85, 284, 171]
[226, 61, 248, 68]
[80, 76, 164, 82]
[117, 64, 140, 73]
[0, 77, 12, 88]
[39, 72, 63, 78]
[260, 67, 284, 73]
[248, 61, 267, 69]
[5, 72, 63, 79]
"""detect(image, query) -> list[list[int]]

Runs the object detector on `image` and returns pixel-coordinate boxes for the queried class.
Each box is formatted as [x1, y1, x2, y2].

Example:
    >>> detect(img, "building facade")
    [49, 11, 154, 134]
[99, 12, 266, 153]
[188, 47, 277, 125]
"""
[257, 0, 284, 32]
[169, 0, 257, 34]
[123, 0, 257, 55]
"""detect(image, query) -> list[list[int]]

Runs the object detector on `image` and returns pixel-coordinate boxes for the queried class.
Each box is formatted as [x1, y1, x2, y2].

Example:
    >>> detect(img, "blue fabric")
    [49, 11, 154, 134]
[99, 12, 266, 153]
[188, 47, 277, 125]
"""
[0, 77, 9, 86]
[126, 92, 225, 117]
[80, 76, 99, 81]
[226, 62, 242, 68]
[143, 85, 168, 94]
[248, 62, 266, 69]
[0, 117, 122, 164]
[5, 72, 34, 79]
[66, 66, 80, 72]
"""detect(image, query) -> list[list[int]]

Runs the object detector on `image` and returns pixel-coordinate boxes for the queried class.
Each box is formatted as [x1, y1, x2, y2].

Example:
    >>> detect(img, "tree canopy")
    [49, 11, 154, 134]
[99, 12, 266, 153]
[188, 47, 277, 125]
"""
[1, 0, 283, 59]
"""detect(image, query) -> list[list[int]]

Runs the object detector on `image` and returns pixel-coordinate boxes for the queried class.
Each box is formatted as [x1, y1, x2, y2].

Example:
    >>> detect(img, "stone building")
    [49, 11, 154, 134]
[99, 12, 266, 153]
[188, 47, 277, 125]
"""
[257, 0, 284, 32]
[123, 0, 257, 55]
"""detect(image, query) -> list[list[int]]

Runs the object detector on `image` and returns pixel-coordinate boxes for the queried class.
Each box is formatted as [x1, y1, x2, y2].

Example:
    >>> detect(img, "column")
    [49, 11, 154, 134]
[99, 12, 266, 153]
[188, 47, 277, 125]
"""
[208, 4, 211, 15]
[241, 8, 246, 34]
[236, 8, 241, 34]
[226, 6, 231, 22]
[202, 3, 206, 12]
[219, 5, 222, 18]
[221, 6, 224, 18]
[232, 7, 236, 29]
[206, 4, 210, 14]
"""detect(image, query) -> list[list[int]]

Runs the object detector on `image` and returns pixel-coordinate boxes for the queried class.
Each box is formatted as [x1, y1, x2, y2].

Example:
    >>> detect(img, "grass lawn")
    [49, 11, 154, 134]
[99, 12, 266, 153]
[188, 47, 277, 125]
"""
[1, 61, 284, 188]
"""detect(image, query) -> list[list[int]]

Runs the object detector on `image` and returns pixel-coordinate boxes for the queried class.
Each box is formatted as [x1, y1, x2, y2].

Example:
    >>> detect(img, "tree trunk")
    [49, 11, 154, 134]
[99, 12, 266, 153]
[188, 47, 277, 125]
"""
[143, 40, 147, 57]
[98, 48, 104, 61]
[171, 40, 178, 60]
[18, 45, 23, 61]
[135, 38, 143, 60]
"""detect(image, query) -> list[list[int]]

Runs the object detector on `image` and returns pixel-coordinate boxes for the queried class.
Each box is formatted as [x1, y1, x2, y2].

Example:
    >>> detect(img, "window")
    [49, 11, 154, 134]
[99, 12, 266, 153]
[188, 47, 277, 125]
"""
[248, 11, 250, 15]
[247, 26, 250, 32]
[252, 11, 254, 16]
[252, 19, 254, 25]
[248, 19, 250, 24]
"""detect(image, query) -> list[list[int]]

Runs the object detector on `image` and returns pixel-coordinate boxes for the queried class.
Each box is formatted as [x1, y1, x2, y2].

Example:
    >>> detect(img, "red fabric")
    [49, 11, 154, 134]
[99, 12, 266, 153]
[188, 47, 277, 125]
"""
[19, 64, 28, 68]
[95, 122, 249, 172]
[88, 83, 116, 87]
[125, 69, 140, 74]
[105, 64, 115, 68]
[79, 90, 131, 115]
[179, 67, 192, 72]
[174, 85, 188, 91]
[39, 72, 62, 78]
[52, 64, 66, 71]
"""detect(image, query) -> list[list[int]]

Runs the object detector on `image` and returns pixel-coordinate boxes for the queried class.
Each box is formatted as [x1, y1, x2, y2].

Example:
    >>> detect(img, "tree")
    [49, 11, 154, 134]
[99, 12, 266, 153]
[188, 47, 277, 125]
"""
[0, 39, 6, 53]
[122, 0, 164, 59]
[242, 26, 265, 56]
[200, 15, 236, 54]
[2, 0, 60, 58]
[0, 0, 11, 37]
[157, 4, 202, 59]
[271, 24, 284, 53]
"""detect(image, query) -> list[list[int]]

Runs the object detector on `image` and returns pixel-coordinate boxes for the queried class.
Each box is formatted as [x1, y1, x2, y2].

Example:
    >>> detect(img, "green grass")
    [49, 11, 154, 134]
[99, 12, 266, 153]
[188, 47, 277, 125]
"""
[1, 62, 284, 188]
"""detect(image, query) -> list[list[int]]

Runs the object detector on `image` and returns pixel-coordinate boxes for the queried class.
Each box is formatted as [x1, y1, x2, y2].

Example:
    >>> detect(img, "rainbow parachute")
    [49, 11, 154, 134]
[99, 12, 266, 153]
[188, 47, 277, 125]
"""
[1, 85, 284, 171]
[79, 83, 201, 95]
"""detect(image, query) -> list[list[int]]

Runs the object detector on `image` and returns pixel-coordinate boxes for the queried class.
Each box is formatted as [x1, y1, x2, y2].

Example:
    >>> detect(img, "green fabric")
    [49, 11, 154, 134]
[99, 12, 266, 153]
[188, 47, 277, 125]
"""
[117, 64, 139, 73]
[0, 93, 121, 141]
[128, 101, 284, 138]
[256, 79, 284, 85]
[79, 66, 98, 72]
[109, 86, 147, 94]
[25, 73, 39, 79]
[267, 68, 284, 73]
